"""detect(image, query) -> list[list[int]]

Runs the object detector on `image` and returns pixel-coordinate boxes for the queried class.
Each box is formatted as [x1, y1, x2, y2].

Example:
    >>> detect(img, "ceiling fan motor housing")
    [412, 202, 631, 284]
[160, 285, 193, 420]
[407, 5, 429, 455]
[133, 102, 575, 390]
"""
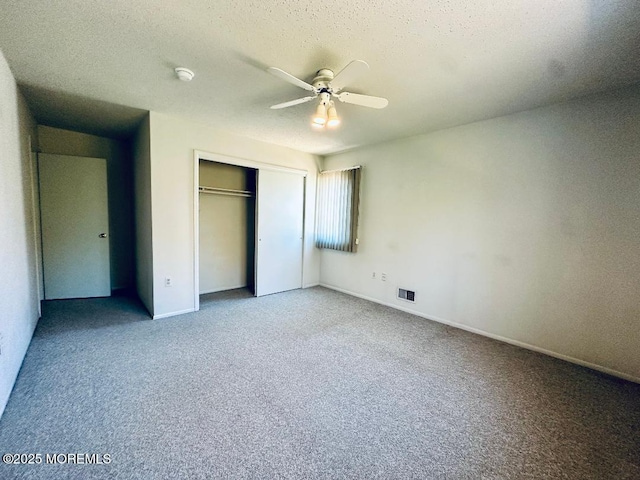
[313, 69, 334, 91]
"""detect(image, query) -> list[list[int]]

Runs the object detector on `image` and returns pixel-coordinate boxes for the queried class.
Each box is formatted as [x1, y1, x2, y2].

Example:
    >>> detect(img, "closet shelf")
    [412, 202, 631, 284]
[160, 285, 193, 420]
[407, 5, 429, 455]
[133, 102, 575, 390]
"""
[199, 186, 254, 198]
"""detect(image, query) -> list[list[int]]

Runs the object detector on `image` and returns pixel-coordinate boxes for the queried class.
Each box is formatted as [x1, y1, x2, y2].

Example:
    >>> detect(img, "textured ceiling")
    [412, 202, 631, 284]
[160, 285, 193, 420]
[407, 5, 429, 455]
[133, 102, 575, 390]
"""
[1, 0, 639, 154]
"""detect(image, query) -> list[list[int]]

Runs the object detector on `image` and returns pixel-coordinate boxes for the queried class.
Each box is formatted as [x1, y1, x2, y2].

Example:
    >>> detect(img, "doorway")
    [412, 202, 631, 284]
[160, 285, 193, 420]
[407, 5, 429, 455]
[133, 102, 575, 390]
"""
[194, 151, 306, 310]
[198, 161, 256, 295]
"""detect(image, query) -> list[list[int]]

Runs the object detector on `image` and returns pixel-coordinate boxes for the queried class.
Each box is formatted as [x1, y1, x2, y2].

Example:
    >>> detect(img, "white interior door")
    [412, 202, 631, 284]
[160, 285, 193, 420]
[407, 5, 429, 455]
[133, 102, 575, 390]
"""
[39, 154, 111, 299]
[255, 169, 304, 296]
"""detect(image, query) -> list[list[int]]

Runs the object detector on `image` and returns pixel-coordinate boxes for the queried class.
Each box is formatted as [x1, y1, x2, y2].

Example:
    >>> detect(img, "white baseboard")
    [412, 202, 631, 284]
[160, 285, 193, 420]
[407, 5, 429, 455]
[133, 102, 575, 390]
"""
[303, 283, 320, 289]
[319, 283, 640, 384]
[153, 308, 196, 320]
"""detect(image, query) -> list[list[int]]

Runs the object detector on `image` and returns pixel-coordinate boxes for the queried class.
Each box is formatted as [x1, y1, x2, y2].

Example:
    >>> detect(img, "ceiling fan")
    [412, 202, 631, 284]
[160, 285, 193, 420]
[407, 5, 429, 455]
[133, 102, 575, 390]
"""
[267, 60, 388, 128]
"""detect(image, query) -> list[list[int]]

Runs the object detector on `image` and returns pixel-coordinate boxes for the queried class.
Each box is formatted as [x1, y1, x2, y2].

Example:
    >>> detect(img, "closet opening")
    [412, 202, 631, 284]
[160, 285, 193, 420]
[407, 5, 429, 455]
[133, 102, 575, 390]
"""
[194, 150, 307, 311]
[198, 160, 257, 298]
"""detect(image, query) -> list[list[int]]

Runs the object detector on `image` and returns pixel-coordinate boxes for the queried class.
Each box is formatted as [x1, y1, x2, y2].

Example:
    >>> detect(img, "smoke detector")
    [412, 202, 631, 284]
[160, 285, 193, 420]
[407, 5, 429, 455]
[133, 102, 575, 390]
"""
[175, 67, 194, 82]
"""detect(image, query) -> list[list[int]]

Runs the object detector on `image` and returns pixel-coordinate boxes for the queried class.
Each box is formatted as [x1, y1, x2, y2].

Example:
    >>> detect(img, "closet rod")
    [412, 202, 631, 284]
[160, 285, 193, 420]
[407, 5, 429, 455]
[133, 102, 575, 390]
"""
[198, 186, 254, 198]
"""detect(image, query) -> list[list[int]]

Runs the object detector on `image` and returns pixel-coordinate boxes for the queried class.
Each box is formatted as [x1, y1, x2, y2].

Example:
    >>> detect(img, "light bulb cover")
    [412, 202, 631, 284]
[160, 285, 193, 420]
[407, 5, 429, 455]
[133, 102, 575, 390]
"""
[327, 103, 340, 127]
[312, 102, 327, 125]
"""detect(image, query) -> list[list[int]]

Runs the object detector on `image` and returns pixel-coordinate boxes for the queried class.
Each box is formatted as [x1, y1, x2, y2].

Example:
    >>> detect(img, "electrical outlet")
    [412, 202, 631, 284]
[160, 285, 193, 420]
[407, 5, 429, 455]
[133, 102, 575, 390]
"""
[372, 272, 376, 279]
[381, 273, 387, 281]
[165, 277, 172, 287]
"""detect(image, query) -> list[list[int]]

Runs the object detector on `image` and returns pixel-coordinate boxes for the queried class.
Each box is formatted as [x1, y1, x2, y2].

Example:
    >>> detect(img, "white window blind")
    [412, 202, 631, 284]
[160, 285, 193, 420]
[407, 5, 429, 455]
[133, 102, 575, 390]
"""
[315, 166, 361, 252]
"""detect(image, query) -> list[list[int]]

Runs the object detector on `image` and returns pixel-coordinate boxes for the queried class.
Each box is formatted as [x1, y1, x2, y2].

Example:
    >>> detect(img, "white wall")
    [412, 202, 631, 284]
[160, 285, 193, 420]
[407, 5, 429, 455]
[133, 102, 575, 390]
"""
[38, 126, 134, 290]
[0, 50, 40, 417]
[148, 112, 321, 318]
[133, 114, 153, 315]
[321, 85, 640, 381]
[199, 194, 250, 293]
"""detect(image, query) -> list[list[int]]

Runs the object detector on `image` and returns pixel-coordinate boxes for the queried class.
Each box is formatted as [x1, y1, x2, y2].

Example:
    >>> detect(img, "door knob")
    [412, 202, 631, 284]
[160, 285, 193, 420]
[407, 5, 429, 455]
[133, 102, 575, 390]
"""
[99, 233, 107, 238]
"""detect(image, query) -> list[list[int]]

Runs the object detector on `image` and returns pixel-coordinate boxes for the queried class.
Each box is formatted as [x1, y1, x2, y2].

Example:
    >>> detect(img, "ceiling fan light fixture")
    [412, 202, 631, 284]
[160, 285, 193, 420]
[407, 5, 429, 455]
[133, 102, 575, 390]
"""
[327, 103, 340, 128]
[312, 102, 327, 126]
[267, 60, 388, 128]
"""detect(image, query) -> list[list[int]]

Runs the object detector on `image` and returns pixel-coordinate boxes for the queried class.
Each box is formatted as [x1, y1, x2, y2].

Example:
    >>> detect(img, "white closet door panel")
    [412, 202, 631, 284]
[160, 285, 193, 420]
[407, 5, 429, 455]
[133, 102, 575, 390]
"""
[39, 154, 111, 299]
[256, 170, 304, 296]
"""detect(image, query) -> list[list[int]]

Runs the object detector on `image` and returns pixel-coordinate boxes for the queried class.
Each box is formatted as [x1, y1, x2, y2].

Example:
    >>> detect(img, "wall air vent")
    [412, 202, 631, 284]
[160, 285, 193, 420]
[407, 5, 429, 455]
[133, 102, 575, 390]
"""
[398, 288, 415, 302]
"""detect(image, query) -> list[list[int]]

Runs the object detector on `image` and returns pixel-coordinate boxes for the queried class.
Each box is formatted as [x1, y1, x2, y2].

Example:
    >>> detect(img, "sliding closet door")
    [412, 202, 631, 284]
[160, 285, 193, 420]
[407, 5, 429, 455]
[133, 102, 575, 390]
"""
[255, 169, 304, 296]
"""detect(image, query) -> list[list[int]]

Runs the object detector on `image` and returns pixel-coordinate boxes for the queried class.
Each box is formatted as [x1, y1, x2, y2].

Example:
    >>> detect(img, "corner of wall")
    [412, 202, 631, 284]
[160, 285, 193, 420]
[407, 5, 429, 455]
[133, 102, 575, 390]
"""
[0, 50, 41, 418]
[133, 113, 153, 317]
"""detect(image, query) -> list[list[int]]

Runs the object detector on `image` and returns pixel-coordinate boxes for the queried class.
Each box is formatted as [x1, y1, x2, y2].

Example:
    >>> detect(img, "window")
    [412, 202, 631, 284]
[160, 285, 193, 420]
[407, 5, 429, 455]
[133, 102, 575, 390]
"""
[315, 166, 361, 252]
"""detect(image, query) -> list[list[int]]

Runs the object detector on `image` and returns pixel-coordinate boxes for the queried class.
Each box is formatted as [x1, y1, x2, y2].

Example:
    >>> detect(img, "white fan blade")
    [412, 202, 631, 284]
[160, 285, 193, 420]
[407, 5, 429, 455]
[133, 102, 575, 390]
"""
[267, 67, 316, 92]
[335, 92, 389, 109]
[270, 96, 317, 109]
[330, 60, 370, 92]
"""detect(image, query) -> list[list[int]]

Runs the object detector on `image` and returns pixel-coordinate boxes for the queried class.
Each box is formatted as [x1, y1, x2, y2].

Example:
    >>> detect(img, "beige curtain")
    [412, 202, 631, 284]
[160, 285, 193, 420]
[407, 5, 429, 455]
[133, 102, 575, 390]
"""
[315, 167, 361, 252]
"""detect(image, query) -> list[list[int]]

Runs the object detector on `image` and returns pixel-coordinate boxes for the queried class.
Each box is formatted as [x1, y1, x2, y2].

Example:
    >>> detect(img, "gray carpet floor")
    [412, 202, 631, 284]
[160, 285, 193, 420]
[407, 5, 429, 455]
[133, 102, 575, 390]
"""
[0, 287, 638, 479]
